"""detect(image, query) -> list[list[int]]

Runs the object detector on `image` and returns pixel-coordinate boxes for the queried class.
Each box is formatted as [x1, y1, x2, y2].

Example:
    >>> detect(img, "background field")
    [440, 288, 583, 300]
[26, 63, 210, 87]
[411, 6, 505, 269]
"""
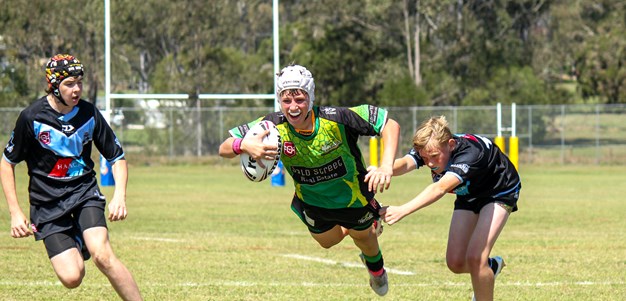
[1, 163, 625, 300]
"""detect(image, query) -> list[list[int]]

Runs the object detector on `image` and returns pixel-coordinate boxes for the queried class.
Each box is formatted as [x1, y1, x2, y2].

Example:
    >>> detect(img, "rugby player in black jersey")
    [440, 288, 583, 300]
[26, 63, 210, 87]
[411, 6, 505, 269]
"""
[373, 116, 521, 301]
[1, 54, 142, 300]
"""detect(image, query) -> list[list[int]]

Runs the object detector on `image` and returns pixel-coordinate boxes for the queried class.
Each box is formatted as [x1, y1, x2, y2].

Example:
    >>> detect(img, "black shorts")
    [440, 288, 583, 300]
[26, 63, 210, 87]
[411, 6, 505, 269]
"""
[31, 181, 106, 241]
[32, 198, 107, 241]
[454, 185, 521, 214]
[42, 206, 107, 258]
[290, 195, 381, 234]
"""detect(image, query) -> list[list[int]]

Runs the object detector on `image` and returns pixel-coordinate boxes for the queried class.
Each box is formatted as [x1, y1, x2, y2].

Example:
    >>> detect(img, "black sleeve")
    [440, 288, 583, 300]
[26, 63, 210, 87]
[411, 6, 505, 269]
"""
[406, 148, 425, 169]
[3, 110, 34, 164]
[92, 106, 125, 162]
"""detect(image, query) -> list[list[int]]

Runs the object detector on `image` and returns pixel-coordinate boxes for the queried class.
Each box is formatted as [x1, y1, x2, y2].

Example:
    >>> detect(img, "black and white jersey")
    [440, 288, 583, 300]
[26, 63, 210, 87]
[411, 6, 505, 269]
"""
[406, 134, 520, 200]
[3, 97, 124, 205]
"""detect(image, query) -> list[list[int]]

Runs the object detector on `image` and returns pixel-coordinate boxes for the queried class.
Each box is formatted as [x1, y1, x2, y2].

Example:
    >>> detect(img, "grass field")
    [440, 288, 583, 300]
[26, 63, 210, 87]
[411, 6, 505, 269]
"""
[1, 163, 625, 300]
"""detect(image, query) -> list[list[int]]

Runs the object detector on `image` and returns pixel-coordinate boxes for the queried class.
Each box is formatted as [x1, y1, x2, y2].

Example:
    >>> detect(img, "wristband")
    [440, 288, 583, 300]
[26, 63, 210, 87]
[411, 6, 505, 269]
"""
[232, 138, 243, 155]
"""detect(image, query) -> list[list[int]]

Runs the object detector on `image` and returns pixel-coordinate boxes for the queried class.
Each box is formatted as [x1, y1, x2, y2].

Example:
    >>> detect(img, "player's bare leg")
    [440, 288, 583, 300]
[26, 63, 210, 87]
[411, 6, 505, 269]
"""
[447, 204, 508, 301]
[50, 248, 86, 288]
[310, 225, 346, 248]
[84, 227, 143, 301]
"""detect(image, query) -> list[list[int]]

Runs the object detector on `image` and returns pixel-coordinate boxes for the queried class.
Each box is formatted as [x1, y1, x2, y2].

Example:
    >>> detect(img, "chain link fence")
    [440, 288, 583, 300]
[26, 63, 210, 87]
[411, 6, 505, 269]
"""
[2, 104, 625, 165]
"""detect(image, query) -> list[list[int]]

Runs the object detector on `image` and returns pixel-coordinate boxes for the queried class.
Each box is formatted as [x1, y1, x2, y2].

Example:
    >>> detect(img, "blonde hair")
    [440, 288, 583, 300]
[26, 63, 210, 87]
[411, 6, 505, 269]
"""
[412, 116, 453, 151]
[279, 88, 308, 98]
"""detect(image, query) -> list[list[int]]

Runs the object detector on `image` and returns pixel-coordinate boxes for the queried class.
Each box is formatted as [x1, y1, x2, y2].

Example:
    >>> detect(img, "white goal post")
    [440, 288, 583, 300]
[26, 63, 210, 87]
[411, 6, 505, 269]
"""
[103, 0, 281, 121]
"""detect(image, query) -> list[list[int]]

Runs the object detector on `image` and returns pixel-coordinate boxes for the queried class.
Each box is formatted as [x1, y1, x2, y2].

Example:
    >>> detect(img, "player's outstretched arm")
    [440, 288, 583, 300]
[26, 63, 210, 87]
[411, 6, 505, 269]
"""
[380, 173, 460, 225]
[366, 156, 417, 180]
[392, 156, 417, 176]
[365, 118, 400, 193]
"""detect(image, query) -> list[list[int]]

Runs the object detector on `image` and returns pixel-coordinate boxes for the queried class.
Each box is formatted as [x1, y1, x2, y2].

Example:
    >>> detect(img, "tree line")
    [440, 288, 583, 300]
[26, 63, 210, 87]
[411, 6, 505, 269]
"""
[0, 0, 624, 108]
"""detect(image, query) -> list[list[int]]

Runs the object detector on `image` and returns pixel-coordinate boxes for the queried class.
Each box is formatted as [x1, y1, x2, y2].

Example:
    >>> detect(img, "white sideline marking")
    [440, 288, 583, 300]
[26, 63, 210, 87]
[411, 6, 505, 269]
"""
[282, 253, 416, 275]
[1, 280, 624, 288]
[131, 236, 185, 243]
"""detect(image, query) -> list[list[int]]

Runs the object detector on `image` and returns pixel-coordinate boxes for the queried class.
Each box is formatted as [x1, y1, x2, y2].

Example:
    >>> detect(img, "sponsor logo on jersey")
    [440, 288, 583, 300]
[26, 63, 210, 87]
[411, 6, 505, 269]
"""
[450, 163, 470, 173]
[368, 105, 379, 124]
[322, 107, 336, 115]
[303, 210, 315, 226]
[453, 181, 470, 195]
[5, 132, 15, 153]
[48, 158, 84, 178]
[320, 139, 341, 154]
[290, 157, 347, 185]
[283, 141, 296, 157]
[358, 211, 374, 224]
[237, 124, 251, 137]
[61, 124, 75, 133]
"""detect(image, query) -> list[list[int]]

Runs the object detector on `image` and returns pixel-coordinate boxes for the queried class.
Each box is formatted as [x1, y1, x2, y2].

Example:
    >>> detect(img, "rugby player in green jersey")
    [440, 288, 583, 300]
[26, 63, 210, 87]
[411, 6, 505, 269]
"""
[219, 64, 400, 296]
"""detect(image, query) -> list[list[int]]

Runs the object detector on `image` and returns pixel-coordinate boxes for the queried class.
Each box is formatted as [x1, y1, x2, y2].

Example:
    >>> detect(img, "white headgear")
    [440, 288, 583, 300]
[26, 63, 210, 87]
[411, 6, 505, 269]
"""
[276, 64, 315, 111]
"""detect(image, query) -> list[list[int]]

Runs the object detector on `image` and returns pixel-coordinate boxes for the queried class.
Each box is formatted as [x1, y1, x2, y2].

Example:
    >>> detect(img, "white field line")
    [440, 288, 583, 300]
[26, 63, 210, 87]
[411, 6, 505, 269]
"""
[131, 236, 186, 243]
[1, 280, 624, 288]
[282, 253, 416, 276]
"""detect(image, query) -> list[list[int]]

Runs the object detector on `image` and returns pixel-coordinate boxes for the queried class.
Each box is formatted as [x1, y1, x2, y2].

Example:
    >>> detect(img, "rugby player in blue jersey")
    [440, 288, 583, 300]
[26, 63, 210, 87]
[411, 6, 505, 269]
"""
[374, 116, 521, 301]
[1, 54, 142, 300]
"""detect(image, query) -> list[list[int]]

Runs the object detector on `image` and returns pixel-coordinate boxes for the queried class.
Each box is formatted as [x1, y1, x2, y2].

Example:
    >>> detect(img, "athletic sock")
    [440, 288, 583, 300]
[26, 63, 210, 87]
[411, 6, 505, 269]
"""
[362, 249, 384, 275]
[488, 257, 499, 275]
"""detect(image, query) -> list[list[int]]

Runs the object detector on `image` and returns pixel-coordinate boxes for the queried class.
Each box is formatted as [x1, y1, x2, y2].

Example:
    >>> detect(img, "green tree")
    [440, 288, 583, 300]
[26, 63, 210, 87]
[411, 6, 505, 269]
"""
[0, 0, 103, 104]
[574, 1, 626, 103]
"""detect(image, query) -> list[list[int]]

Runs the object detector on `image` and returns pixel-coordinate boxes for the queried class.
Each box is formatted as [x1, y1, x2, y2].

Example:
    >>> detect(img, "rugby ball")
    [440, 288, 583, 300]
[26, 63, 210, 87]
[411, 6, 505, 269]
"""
[240, 120, 282, 182]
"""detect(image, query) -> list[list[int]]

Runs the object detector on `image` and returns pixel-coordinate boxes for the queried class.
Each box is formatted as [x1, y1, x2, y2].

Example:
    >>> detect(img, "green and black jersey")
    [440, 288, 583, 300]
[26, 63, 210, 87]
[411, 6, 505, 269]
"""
[229, 105, 388, 209]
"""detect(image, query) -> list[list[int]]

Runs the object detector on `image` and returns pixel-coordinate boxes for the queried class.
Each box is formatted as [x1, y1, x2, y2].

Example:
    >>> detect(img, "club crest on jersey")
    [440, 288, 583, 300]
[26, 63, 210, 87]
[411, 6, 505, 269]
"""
[369, 199, 380, 210]
[283, 141, 296, 157]
[38, 131, 51, 145]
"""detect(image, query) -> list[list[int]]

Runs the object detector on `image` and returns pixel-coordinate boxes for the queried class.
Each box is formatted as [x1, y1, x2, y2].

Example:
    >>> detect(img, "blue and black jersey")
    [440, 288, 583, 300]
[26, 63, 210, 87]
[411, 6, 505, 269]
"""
[3, 96, 124, 206]
[405, 134, 520, 202]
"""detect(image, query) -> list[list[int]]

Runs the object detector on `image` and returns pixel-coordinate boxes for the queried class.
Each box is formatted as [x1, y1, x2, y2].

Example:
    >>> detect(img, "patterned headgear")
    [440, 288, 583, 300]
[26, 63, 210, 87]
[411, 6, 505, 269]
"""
[45, 54, 84, 98]
[276, 64, 315, 111]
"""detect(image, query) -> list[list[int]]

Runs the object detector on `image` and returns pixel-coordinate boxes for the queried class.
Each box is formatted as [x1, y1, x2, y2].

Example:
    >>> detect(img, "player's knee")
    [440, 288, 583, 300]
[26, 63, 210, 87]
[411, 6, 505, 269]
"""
[58, 272, 84, 289]
[465, 253, 483, 273]
[92, 250, 115, 271]
[446, 256, 466, 274]
[317, 240, 339, 249]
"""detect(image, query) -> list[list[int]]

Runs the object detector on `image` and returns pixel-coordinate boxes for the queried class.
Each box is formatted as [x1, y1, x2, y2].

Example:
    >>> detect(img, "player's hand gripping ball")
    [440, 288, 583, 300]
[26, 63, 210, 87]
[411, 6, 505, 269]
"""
[240, 120, 282, 182]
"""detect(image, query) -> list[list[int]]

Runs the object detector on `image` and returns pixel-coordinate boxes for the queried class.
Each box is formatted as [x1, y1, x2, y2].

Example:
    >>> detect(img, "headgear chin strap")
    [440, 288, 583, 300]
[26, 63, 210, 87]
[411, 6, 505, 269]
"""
[45, 54, 84, 106]
[276, 64, 315, 112]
